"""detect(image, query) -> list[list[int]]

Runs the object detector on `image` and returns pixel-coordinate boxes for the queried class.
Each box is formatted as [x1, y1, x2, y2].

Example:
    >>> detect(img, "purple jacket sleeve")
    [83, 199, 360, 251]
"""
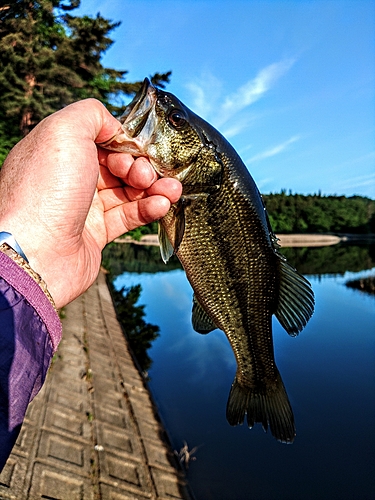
[0, 252, 62, 470]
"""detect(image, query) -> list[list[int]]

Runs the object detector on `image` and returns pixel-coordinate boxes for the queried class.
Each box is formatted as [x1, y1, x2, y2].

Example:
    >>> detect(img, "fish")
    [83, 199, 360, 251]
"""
[100, 78, 315, 443]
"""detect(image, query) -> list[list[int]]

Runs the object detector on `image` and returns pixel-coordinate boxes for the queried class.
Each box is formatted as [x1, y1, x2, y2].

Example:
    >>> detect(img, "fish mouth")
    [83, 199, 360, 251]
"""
[99, 78, 157, 155]
[120, 78, 157, 138]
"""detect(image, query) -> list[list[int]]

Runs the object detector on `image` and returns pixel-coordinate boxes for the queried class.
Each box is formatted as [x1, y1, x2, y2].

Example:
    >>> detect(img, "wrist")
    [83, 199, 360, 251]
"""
[0, 232, 29, 262]
[0, 242, 58, 313]
[0, 223, 55, 297]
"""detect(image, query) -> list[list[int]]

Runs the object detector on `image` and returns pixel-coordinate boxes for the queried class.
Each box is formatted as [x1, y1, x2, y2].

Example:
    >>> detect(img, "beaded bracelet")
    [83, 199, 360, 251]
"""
[0, 242, 57, 313]
[0, 231, 29, 262]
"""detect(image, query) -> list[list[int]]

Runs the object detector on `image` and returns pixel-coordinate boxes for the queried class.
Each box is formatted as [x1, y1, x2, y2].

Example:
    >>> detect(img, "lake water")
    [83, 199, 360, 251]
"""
[106, 243, 375, 500]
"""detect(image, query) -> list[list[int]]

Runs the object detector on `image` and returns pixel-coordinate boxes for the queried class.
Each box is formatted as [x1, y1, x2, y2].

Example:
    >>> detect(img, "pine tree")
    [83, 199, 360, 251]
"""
[0, 1, 170, 162]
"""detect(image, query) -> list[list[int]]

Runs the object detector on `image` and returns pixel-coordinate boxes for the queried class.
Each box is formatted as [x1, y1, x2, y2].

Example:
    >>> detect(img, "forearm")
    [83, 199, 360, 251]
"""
[0, 249, 62, 470]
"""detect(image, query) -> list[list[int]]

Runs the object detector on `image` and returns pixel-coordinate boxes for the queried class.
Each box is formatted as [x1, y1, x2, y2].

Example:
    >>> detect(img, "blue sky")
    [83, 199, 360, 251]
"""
[75, 0, 374, 198]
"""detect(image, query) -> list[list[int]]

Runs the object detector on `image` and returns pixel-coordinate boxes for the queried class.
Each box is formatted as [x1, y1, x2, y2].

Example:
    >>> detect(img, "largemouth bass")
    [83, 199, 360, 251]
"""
[101, 79, 314, 443]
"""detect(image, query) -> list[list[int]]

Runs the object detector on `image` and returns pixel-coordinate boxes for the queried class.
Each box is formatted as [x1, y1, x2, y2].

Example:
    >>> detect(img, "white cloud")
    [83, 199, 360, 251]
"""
[185, 72, 223, 120]
[185, 58, 296, 136]
[246, 135, 300, 164]
[221, 116, 254, 139]
[325, 152, 375, 194]
[217, 59, 295, 127]
[334, 172, 375, 191]
[255, 177, 275, 191]
[185, 82, 213, 120]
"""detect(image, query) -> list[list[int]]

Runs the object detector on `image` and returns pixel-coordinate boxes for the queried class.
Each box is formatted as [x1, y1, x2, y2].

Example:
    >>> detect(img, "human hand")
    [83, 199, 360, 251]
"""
[0, 99, 182, 309]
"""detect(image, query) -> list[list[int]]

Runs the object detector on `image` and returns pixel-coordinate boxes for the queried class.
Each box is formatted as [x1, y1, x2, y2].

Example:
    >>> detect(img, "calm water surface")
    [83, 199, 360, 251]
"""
[111, 244, 375, 500]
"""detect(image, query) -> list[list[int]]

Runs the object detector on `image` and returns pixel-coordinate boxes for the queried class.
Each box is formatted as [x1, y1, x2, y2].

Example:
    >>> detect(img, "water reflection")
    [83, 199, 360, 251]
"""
[103, 243, 375, 500]
[103, 241, 375, 277]
[102, 241, 182, 277]
[346, 275, 375, 295]
[281, 243, 375, 275]
[108, 283, 160, 372]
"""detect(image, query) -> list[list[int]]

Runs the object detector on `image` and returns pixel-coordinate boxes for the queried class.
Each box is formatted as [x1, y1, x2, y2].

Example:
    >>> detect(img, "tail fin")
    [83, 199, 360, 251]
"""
[226, 373, 295, 443]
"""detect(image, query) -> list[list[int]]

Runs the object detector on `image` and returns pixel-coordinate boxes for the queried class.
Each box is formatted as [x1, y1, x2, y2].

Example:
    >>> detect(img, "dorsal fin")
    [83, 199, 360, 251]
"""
[275, 257, 315, 336]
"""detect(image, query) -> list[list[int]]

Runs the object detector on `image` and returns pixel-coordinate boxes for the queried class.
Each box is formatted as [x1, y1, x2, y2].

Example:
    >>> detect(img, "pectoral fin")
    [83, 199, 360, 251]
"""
[192, 295, 218, 334]
[275, 258, 315, 336]
[173, 200, 185, 251]
[158, 223, 174, 263]
[158, 200, 185, 263]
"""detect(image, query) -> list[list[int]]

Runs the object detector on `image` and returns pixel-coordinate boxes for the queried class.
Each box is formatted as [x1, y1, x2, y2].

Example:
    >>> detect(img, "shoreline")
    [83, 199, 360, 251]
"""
[114, 233, 370, 248]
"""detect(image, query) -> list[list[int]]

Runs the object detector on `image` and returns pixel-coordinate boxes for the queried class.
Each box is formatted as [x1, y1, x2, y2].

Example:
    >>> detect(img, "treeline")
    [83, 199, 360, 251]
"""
[127, 192, 375, 239]
[2, 4, 373, 239]
[263, 192, 375, 234]
[0, 0, 171, 164]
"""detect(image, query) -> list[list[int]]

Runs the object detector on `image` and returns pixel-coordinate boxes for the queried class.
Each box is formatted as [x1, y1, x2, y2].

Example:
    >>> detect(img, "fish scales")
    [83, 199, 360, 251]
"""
[159, 141, 294, 440]
[174, 153, 279, 381]
[100, 78, 315, 443]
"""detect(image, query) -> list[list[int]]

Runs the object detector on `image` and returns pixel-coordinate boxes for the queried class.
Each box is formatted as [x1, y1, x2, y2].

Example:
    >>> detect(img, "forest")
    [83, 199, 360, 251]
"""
[0, 0, 171, 164]
[262, 191, 375, 235]
[1, 1, 373, 237]
[130, 191, 375, 239]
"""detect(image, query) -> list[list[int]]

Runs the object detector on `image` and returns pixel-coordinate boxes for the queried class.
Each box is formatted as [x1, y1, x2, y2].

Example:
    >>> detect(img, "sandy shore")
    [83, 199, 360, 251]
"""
[115, 233, 343, 248]
[276, 234, 342, 247]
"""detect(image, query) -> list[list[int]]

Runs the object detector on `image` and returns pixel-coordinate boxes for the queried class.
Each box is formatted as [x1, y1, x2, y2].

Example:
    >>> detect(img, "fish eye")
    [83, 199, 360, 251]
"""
[168, 109, 188, 129]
